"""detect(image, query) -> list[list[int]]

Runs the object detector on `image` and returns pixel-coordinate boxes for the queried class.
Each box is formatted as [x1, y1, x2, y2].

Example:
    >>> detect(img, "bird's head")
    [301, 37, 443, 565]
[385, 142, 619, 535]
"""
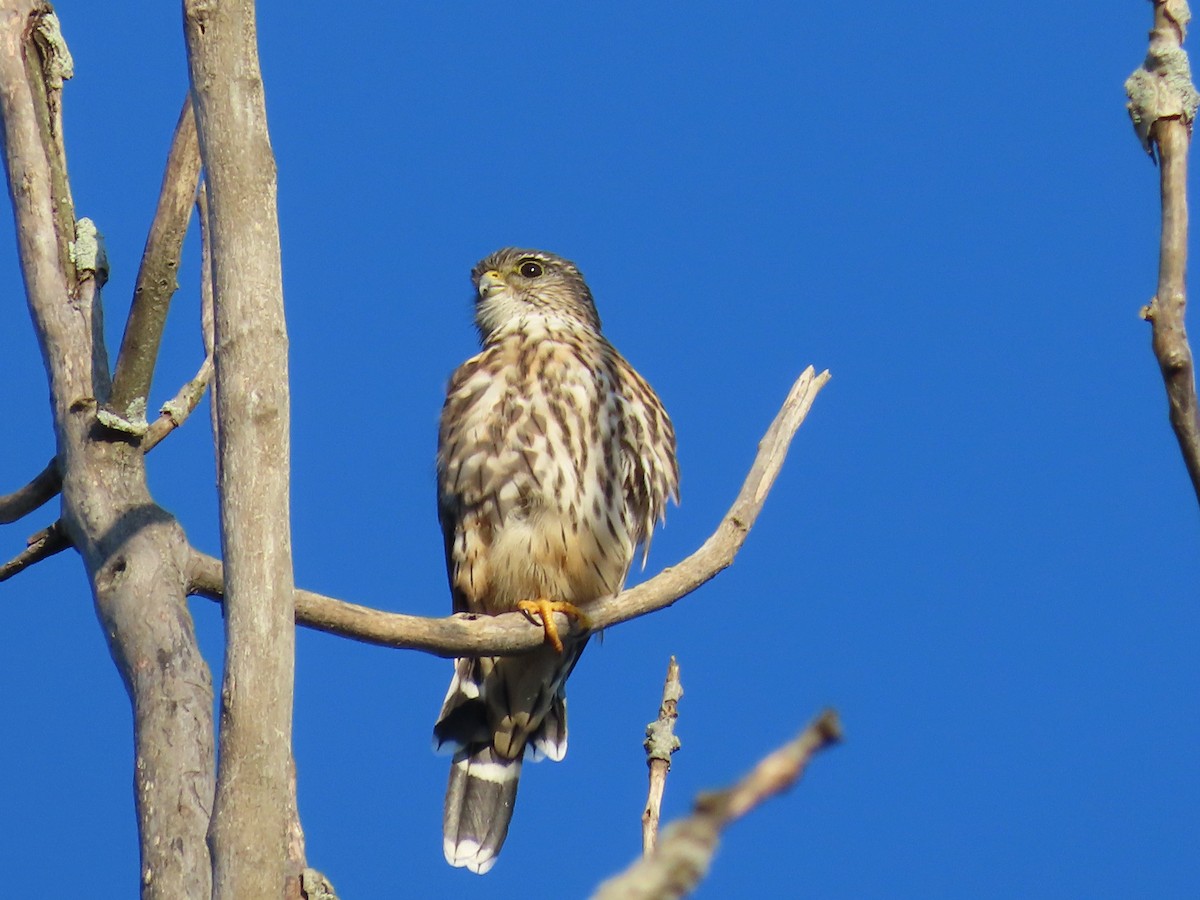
[471, 248, 601, 342]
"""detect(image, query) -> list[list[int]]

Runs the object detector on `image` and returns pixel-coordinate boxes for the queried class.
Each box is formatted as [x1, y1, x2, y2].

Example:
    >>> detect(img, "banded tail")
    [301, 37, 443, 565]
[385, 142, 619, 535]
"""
[434, 647, 579, 873]
[442, 747, 521, 874]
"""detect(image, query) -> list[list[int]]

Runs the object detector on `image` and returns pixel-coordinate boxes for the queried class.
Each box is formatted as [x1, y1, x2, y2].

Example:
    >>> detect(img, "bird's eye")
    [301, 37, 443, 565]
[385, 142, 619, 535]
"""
[518, 260, 544, 278]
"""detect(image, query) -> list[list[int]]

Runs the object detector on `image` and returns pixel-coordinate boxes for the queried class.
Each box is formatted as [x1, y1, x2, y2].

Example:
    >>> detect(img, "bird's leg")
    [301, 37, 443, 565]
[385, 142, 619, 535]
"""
[516, 598, 591, 654]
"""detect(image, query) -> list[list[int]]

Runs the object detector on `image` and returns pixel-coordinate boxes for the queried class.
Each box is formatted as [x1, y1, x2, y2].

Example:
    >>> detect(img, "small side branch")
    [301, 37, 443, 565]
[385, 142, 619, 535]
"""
[0, 520, 69, 582]
[0, 458, 60, 523]
[186, 367, 830, 657]
[593, 709, 842, 900]
[642, 656, 683, 856]
[1127, 0, 1200, 503]
[143, 355, 213, 453]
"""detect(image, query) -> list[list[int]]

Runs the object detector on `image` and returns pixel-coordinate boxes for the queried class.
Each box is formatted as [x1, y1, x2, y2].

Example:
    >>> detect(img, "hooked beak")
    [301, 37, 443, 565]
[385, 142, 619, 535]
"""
[477, 270, 506, 299]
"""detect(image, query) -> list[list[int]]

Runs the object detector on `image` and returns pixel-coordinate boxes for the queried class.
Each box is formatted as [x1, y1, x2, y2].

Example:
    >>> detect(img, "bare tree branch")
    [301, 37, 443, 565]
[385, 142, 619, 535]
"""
[0, 519, 68, 581]
[142, 354, 213, 452]
[186, 367, 830, 656]
[184, 1, 297, 895]
[0, 6, 215, 897]
[109, 94, 202, 423]
[642, 656, 683, 856]
[1127, 0, 1200, 504]
[0, 458, 60, 523]
[592, 709, 842, 900]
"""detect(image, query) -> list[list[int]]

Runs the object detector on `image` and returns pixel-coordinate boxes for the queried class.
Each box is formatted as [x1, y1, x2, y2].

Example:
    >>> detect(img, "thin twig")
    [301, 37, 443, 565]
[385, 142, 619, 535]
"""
[592, 709, 842, 900]
[642, 656, 683, 856]
[187, 367, 831, 657]
[0, 520, 69, 582]
[1127, 0, 1200, 504]
[142, 355, 213, 453]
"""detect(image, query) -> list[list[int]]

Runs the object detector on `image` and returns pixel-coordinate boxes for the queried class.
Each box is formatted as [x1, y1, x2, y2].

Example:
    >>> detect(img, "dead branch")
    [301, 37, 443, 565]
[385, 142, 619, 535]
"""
[109, 94, 202, 423]
[0, 520, 68, 581]
[1127, 0, 1200, 504]
[184, 0, 298, 895]
[642, 656, 683, 856]
[186, 367, 829, 657]
[592, 709, 842, 900]
[142, 354, 213, 452]
[0, 458, 60, 523]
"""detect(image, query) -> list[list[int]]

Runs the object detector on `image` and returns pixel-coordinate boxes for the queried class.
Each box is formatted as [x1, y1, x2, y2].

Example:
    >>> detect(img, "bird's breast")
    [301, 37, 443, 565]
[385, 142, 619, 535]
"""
[442, 335, 636, 609]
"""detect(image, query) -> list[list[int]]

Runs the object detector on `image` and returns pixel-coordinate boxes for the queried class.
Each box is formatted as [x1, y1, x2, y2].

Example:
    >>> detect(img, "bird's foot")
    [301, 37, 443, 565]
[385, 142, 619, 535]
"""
[516, 598, 591, 653]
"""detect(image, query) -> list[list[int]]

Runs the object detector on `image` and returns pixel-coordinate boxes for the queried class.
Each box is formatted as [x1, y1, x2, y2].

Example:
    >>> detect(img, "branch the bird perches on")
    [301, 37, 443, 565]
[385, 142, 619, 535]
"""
[186, 366, 831, 657]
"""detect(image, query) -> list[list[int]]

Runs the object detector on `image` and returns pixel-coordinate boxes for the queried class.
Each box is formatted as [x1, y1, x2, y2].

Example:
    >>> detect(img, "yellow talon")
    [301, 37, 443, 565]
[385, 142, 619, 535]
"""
[517, 598, 591, 653]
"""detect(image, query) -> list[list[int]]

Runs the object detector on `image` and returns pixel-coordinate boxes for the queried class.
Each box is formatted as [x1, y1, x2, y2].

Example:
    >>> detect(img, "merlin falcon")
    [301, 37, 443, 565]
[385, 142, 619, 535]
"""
[433, 248, 679, 874]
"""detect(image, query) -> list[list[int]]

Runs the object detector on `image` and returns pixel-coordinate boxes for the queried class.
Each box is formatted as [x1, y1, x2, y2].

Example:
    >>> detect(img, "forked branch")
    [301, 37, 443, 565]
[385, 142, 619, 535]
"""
[1, 95, 203, 527]
[187, 367, 830, 657]
[0, 358, 210, 583]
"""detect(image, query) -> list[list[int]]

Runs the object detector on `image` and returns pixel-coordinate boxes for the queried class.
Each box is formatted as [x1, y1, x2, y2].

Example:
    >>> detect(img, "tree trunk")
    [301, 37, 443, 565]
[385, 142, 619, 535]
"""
[183, 0, 298, 896]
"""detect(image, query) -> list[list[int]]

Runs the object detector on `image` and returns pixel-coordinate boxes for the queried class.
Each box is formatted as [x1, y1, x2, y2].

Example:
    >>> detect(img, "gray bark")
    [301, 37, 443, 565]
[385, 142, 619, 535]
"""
[182, 0, 298, 896]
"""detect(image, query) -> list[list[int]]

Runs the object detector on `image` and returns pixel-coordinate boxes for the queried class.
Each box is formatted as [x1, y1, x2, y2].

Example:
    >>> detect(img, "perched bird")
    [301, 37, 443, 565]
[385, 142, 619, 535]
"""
[433, 248, 679, 874]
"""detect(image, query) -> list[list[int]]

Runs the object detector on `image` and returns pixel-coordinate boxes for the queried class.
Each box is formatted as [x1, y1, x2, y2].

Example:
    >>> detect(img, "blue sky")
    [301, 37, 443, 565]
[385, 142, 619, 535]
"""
[2, 3, 1198, 897]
